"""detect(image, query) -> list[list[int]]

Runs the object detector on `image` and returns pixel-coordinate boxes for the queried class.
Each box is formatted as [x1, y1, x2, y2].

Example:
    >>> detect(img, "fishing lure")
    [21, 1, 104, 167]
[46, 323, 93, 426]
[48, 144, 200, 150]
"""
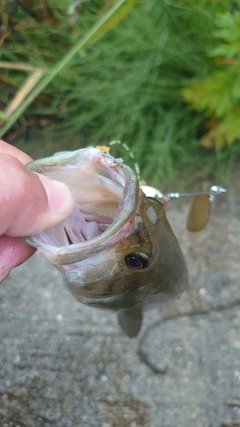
[107, 140, 226, 232]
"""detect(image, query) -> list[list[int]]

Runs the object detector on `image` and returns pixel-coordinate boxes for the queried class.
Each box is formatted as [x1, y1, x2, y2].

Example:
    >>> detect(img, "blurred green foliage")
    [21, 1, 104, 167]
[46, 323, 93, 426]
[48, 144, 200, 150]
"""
[0, 0, 240, 185]
[181, 8, 240, 149]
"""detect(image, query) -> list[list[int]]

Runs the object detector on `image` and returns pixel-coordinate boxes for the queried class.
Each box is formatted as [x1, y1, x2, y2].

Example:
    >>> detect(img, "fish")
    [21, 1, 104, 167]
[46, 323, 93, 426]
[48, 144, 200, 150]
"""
[24, 147, 188, 337]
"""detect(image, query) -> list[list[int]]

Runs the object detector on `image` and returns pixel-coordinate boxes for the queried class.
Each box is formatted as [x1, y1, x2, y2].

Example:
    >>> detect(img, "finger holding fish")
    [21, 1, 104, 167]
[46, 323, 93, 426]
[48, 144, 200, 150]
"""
[0, 141, 75, 283]
[0, 154, 74, 237]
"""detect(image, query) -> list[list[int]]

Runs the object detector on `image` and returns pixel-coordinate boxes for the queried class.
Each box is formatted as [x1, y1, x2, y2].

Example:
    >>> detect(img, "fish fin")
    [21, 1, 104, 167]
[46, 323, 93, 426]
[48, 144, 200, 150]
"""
[117, 305, 142, 338]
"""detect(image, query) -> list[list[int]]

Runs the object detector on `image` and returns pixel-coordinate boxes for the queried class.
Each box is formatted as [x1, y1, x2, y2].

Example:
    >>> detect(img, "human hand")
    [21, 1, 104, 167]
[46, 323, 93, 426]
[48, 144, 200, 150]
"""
[0, 140, 74, 283]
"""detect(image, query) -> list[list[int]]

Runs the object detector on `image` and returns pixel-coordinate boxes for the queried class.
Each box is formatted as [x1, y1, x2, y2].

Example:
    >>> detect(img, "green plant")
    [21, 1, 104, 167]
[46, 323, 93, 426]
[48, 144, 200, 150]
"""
[0, 0, 135, 137]
[181, 9, 240, 149]
[0, 0, 239, 185]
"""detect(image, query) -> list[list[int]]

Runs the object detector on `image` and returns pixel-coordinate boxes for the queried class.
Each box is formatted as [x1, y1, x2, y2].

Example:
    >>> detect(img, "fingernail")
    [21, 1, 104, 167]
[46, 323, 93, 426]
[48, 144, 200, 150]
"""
[40, 178, 74, 214]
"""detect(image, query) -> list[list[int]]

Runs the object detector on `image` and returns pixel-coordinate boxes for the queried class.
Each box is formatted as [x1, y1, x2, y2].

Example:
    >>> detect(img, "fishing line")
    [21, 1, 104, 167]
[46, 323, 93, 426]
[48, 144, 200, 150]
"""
[138, 299, 240, 374]
[109, 140, 141, 181]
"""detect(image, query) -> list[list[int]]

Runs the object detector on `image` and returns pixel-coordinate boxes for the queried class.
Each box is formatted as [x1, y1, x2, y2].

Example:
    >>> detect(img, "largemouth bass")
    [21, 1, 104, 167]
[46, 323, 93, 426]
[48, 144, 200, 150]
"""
[25, 147, 188, 337]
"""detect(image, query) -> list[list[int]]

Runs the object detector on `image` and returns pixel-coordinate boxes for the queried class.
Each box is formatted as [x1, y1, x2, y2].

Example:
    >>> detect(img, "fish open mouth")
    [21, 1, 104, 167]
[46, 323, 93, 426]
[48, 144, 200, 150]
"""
[37, 169, 124, 247]
[25, 148, 138, 264]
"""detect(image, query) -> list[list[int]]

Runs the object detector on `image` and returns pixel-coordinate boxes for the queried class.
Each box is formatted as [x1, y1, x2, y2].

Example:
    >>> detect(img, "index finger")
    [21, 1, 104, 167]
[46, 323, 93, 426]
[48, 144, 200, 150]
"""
[0, 140, 32, 164]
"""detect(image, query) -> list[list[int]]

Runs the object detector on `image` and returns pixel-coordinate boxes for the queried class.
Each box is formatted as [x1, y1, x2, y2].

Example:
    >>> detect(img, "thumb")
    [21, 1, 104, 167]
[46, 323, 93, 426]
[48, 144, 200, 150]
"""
[0, 154, 74, 237]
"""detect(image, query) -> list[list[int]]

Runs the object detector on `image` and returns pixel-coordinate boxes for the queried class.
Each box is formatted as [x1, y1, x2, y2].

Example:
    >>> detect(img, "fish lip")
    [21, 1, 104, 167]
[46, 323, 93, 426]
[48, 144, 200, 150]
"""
[24, 148, 139, 265]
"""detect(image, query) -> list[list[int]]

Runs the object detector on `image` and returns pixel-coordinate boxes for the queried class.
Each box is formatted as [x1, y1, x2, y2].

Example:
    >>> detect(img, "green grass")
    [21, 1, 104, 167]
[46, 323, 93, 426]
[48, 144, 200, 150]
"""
[1, 0, 240, 187]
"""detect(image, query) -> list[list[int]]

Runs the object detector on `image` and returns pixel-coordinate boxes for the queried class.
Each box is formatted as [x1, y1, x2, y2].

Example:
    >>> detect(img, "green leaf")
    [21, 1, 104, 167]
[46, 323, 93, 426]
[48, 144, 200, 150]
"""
[210, 11, 240, 58]
[219, 106, 240, 145]
[181, 71, 236, 116]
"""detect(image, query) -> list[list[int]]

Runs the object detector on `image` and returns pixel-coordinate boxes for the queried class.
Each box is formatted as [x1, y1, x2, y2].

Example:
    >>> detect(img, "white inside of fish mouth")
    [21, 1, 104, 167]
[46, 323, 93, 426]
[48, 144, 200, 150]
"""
[37, 167, 125, 247]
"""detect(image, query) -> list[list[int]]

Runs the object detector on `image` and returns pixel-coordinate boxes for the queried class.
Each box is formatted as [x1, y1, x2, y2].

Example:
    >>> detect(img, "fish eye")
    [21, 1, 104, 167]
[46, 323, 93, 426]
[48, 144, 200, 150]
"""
[125, 253, 149, 269]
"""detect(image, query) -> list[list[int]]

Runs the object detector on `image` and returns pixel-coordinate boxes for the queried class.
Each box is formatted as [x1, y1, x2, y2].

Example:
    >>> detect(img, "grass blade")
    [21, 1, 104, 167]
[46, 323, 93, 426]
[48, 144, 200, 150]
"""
[0, 0, 135, 138]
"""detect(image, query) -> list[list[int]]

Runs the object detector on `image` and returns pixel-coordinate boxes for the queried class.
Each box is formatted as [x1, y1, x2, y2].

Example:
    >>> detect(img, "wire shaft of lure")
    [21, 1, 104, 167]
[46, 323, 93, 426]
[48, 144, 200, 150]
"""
[141, 185, 227, 202]
[166, 185, 227, 201]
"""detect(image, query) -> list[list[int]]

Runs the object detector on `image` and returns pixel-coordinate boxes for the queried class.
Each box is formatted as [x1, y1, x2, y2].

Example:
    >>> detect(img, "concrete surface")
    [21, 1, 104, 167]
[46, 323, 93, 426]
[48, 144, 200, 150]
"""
[0, 189, 239, 427]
